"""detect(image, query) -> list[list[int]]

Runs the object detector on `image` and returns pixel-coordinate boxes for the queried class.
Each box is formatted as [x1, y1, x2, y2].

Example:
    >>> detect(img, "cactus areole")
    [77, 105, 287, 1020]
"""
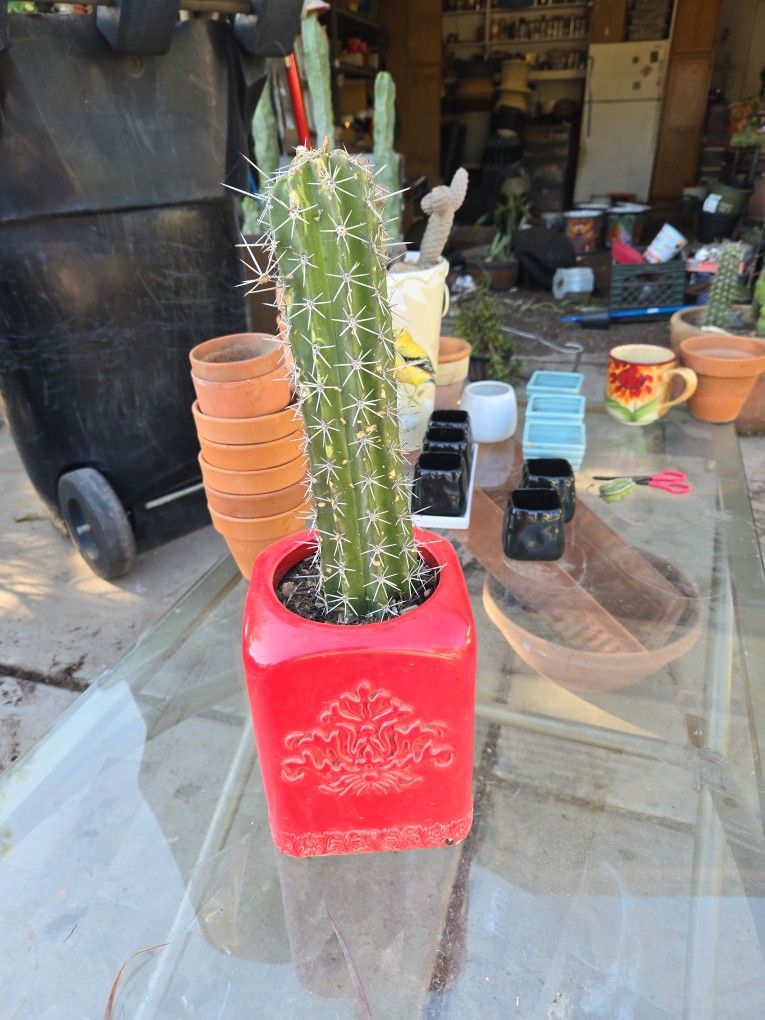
[264, 145, 422, 621]
[241, 147, 477, 856]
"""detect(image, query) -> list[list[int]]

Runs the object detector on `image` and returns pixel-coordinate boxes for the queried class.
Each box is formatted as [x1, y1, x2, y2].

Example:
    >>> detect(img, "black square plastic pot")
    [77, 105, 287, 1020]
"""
[412, 452, 466, 517]
[503, 488, 564, 561]
[522, 458, 576, 522]
[429, 409, 473, 448]
[423, 426, 471, 473]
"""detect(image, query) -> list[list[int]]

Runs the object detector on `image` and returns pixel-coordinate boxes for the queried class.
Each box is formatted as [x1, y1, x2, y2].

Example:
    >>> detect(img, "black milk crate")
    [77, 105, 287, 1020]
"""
[610, 256, 685, 311]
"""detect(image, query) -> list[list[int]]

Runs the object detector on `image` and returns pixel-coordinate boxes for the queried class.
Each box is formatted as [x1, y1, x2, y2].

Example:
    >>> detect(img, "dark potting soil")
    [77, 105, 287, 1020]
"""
[276, 556, 438, 624]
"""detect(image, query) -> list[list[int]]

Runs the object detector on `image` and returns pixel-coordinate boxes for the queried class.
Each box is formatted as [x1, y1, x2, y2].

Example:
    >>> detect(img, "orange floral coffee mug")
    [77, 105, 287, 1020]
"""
[605, 344, 697, 426]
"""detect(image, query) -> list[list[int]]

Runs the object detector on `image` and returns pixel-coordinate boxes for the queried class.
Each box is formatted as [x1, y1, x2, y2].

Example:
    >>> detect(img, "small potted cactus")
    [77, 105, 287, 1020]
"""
[241, 145, 476, 858]
[670, 242, 765, 431]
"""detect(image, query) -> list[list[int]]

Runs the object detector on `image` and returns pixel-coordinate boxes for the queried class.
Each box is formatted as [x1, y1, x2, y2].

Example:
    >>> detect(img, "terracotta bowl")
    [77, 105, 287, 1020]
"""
[483, 573, 701, 694]
[679, 334, 765, 424]
[204, 479, 309, 519]
[192, 400, 302, 446]
[198, 452, 308, 496]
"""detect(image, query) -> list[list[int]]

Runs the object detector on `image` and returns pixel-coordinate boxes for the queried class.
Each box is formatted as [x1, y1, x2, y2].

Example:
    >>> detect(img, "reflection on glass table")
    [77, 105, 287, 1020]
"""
[1, 410, 764, 1019]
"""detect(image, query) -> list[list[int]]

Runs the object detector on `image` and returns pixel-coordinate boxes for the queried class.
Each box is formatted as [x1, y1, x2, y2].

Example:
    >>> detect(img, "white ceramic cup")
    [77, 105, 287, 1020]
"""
[460, 381, 518, 443]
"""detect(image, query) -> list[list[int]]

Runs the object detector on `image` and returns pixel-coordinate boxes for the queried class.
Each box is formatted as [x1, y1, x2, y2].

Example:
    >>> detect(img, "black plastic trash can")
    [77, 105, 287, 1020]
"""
[0, 13, 297, 578]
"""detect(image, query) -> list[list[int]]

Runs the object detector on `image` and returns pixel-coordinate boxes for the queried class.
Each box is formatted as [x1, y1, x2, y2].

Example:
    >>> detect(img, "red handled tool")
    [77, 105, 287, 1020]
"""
[593, 470, 691, 495]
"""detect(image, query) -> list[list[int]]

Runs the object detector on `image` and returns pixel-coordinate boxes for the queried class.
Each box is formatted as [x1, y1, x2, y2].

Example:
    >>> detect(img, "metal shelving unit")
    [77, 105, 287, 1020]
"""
[443, 0, 592, 80]
[320, 5, 388, 125]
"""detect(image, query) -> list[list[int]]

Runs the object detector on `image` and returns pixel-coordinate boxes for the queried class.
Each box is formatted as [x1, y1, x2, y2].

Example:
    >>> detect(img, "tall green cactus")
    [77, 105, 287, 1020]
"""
[373, 71, 401, 243]
[253, 74, 280, 180]
[263, 145, 419, 620]
[703, 243, 742, 331]
[300, 14, 334, 147]
[242, 75, 281, 235]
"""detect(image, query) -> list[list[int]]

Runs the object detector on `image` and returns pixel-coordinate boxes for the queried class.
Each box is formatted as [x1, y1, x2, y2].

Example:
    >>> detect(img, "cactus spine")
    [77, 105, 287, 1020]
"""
[264, 146, 419, 621]
[373, 71, 401, 243]
[300, 13, 334, 147]
[703, 243, 742, 331]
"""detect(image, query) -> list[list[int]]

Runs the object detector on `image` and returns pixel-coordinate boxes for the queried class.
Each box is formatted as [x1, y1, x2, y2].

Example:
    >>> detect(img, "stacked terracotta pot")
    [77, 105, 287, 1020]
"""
[190, 332, 311, 579]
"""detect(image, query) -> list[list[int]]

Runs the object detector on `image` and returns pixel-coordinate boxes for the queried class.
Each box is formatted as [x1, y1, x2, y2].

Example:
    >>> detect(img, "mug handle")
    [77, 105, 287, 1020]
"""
[661, 367, 697, 412]
[442, 281, 450, 318]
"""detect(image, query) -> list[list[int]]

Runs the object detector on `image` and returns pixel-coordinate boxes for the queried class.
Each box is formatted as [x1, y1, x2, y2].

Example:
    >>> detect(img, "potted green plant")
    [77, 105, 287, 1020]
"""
[456, 284, 521, 383]
[241, 145, 476, 858]
[670, 241, 765, 431]
[464, 191, 528, 291]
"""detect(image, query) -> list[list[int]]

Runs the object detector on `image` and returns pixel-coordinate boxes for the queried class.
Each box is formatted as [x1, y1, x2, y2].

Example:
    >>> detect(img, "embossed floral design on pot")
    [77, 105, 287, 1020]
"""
[281, 680, 455, 796]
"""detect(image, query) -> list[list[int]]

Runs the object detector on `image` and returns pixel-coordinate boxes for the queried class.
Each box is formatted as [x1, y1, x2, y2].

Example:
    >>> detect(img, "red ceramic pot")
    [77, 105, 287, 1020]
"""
[241, 528, 476, 858]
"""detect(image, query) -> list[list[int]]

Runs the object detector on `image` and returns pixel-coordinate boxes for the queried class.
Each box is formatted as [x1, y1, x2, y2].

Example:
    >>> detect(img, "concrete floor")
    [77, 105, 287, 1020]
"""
[0, 420, 227, 770]
[1, 346, 765, 774]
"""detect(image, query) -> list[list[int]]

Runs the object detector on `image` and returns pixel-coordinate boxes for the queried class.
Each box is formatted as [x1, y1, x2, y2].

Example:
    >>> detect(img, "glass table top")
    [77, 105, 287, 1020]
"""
[1, 409, 764, 1019]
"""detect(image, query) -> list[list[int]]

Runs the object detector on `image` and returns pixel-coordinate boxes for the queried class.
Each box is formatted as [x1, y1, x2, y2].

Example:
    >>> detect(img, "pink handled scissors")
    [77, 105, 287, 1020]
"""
[593, 470, 692, 494]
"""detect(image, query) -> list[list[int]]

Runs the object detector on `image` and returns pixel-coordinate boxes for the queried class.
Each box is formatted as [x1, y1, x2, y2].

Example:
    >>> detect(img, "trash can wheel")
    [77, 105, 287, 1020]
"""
[57, 467, 136, 580]
[96, 0, 180, 57]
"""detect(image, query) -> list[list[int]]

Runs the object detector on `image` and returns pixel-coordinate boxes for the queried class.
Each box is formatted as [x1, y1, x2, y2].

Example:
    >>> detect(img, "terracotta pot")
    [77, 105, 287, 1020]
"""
[737, 379, 765, 435]
[199, 452, 308, 496]
[435, 337, 472, 409]
[192, 400, 301, 446]
[670, 305, 765, 432]
[679, 335, 765, 423]
[669, 306, 732, 352]
[210, 498, 312, 580]
[198, 429, 304, 471]
[241, 528, 476, 857]
[436, 337, 472, 387]
[192, 369, 291, 420]
[190, 332, 283, 382]
[205, 478, 309, 519]
[190, 332, 291, 418]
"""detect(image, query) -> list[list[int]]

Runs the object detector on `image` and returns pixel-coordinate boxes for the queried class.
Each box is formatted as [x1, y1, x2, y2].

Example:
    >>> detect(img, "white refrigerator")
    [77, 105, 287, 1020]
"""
[574, 41, 669, 204]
